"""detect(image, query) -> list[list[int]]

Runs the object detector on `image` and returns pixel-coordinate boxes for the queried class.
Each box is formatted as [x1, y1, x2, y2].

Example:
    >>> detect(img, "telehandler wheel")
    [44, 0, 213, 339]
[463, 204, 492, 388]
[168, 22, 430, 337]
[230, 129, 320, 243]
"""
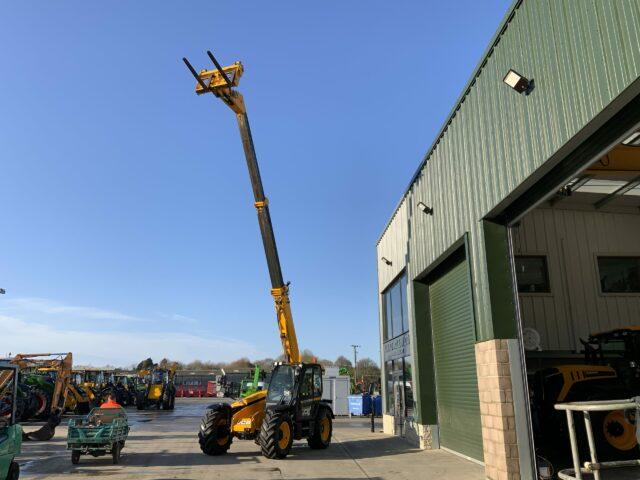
[308, 408, 332, 449]
[7, 460, 20, 480]
[199, 408, 232, 455]
[71, 450, 81, 465]
[136, 393, 146, 410]
[259, 410, 294, 459]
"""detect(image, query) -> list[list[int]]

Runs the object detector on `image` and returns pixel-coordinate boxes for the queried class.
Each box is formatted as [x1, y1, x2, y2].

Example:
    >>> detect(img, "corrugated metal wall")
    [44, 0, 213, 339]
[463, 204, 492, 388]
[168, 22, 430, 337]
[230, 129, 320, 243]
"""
[513, 206, 640, 350]
[377, 0, 640, 341]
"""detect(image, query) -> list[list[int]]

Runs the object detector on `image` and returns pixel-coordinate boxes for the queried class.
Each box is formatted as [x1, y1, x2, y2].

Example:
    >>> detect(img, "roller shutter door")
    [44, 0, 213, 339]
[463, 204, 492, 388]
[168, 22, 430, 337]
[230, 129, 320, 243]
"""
[430, 260, 483, 461]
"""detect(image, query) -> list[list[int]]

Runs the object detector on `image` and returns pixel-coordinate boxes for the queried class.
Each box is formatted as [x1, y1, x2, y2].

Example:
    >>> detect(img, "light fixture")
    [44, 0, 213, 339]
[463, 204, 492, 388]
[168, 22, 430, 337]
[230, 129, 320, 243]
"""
[622, 131, 640, 147]
[503, 69, 534, 95]
[381, 257, 392, 266]
[417, 201, 434, 215]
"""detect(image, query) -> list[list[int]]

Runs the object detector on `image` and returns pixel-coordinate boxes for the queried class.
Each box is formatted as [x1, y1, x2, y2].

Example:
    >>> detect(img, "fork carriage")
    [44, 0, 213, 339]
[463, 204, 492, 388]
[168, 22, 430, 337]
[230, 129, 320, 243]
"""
[66, 407, 130, 464]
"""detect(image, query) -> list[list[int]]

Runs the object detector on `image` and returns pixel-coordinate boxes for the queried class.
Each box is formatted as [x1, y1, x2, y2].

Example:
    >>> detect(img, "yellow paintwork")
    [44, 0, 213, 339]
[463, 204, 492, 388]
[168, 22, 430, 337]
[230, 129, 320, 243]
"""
[148, 384, 163, 401]
[603, 410, 637, 451]
[270, 286, 300, 364]
[552, 365, 616, 402]
[278, 422, 291, 449]
[230, 390, 267, 434]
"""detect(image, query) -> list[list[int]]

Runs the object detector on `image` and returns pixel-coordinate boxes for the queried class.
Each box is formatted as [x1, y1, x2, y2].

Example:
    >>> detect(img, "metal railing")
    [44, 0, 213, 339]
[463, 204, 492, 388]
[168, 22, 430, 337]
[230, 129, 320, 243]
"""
[554, 398, 640, 480]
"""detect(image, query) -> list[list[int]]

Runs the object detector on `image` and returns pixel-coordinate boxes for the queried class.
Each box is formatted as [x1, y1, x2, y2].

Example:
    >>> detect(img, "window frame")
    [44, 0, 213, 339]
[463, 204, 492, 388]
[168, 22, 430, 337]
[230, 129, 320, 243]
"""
[596, 254, 640, 296]
[514, 254, 552, 295]
[381, 271, 409, 342]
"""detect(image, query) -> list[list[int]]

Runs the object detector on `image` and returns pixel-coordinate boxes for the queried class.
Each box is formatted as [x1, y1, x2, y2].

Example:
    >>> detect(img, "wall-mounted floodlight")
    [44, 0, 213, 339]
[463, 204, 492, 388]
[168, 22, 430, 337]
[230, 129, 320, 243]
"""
[0, 288, 5, 294]
[503, 69, 534, 95]
[381, 257, 392, 266]
[417, 202, 434, 215]
[622, 131, 640, 147]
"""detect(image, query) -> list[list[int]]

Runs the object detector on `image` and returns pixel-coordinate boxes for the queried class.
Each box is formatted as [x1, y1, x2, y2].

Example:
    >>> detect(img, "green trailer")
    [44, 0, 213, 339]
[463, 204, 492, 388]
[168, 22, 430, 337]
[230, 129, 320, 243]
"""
[67, 407, 129, 465]
[0, 362, 22, 480]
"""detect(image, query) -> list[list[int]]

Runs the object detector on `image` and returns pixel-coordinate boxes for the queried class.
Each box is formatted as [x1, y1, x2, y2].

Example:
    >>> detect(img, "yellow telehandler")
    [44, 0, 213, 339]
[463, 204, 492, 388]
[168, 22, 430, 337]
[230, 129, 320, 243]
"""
[184, 52, 333, 459]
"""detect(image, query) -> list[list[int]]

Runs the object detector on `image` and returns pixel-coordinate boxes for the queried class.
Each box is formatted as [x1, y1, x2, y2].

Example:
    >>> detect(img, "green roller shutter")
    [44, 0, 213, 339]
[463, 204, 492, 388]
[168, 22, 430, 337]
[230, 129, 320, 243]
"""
[430, 260, 483, 461]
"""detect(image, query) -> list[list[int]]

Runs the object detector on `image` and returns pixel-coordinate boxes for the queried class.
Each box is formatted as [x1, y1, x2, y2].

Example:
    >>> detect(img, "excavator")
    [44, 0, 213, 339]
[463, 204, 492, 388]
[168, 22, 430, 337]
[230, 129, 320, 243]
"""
[184, 51, 334, 459]
[11, 353, 75, 441]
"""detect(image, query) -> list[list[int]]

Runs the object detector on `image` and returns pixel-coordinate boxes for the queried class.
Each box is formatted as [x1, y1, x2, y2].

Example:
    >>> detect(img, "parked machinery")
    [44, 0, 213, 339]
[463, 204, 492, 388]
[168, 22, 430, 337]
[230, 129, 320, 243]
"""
[11, 353, 76, 440]
[135, 367, 176, 410]
[0, 361, 22, 480]
[583, 327, 640, 393]
[239, 366, 264, 399]
[184, 51, 334, 459]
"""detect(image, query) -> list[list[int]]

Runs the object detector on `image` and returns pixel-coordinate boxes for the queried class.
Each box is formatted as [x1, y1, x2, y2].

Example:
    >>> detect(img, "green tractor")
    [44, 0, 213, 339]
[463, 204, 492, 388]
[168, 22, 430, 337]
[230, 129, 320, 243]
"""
[239, 366, 265, 398]
[0, 361, 22, 480]
[20, 374, 54, 420]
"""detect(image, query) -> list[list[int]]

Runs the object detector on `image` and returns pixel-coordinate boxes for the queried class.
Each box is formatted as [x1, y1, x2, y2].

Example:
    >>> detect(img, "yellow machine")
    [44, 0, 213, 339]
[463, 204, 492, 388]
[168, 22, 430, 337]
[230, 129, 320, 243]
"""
[135, 367, 176, 410]
[12, 353, 77, 440]
[184, 51, 333, 459]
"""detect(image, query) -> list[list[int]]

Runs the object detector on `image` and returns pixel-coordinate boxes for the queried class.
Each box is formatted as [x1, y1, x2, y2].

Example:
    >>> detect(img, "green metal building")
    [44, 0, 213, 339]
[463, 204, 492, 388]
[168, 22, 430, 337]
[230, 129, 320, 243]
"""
[376, 1, 640, 478]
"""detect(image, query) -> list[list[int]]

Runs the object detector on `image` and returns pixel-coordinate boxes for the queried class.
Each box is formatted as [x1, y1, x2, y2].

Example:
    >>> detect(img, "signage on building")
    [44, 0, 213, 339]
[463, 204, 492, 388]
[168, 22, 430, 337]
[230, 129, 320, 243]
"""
[383, 332, 410, 361]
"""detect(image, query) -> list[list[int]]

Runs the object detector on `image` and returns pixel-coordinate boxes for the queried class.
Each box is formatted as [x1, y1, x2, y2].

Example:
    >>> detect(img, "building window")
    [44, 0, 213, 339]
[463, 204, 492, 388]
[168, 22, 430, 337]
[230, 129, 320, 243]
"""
[382, 273, 408, 341]
[384, 356, 413, 418]
[515, 256, 550, 293]
[598, 256, 640, 293]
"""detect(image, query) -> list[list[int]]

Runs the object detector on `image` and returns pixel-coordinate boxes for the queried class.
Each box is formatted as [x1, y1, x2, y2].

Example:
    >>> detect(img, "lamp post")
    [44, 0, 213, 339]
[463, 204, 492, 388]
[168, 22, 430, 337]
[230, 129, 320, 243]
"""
[351, 344, 360, 389]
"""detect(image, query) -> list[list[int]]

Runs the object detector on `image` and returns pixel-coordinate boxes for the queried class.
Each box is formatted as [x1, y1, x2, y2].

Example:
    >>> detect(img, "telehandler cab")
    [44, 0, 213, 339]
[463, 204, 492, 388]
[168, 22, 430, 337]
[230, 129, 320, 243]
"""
[184, 51, 333, 459]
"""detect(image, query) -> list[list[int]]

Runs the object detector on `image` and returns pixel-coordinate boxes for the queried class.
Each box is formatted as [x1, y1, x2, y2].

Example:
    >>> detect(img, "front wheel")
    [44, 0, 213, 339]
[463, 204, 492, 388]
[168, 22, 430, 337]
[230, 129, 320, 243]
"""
[308, 408, 332, 449]
[136, 393, 146, 410]
[112, 442, 121, 464]
[71, 450, 81, 465]
[199, 408, 232, 455]
[7, 460, 20, 480]
[259, 410, 293, 459]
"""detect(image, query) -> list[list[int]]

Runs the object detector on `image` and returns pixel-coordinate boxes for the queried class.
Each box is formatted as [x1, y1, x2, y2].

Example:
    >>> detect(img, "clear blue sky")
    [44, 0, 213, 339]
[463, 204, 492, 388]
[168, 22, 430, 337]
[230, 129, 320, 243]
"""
[0, 1, 512, 366]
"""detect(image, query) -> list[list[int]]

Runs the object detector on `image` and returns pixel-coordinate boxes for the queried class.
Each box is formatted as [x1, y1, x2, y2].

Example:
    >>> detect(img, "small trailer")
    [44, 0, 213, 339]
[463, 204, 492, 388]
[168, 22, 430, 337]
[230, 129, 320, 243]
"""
[67, 407, 130, 464]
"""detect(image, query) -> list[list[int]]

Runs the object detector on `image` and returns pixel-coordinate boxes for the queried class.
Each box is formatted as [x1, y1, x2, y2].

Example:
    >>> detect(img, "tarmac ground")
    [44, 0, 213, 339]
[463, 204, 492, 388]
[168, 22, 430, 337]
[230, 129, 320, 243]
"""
[17, 397, 485, 480]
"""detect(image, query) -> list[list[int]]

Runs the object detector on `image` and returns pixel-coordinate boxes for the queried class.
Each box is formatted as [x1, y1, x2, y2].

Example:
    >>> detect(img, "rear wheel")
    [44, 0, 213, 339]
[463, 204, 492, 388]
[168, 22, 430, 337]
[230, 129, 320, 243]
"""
[7, 460, 19, 480]
[308, 408, 332, 449]
[259, 410, 293, 459]
[136, 393, 146, 410]
[71, 450, 81, 465]
[112, 442, 121, 464]
[33, 388, 51, 419]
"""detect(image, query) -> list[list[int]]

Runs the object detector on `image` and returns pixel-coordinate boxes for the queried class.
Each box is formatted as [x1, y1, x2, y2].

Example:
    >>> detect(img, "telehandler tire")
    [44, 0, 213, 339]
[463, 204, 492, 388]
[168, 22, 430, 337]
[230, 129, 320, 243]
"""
[199, 407, 232, 455]
[136, 393, 146, 410]
[308, 408, 332, 449]
[259, 410, 293, 459]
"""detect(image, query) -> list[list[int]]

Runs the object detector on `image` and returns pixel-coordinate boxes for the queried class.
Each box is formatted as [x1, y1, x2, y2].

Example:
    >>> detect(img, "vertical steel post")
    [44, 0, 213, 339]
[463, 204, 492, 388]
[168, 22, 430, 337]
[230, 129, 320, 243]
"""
[583, 411, 601, 480]
[565, 410, 583, 480]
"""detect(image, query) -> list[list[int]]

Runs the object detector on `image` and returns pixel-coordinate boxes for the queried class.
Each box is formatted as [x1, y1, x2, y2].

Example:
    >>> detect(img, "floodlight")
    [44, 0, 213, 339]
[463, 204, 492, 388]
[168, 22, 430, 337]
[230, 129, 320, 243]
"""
[503, 69, 534, 95]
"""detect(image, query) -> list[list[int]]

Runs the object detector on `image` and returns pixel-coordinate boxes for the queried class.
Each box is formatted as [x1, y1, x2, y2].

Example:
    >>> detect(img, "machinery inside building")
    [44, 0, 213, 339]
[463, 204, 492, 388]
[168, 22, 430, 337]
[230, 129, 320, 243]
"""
[511, 130, 640, 472]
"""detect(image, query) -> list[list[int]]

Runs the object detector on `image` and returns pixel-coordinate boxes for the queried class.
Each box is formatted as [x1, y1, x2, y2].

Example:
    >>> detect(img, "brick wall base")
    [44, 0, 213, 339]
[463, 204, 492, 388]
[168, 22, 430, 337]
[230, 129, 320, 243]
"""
[475, 339, 520, 480]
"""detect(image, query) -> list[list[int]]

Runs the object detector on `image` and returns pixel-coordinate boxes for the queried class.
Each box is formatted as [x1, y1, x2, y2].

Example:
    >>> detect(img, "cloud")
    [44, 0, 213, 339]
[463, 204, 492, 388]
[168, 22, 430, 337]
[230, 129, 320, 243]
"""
[0, 299, 263, 366]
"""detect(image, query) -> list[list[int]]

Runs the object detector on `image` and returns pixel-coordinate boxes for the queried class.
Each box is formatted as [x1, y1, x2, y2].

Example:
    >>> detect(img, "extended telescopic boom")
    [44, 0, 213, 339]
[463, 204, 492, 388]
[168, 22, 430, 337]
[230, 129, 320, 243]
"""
[183, 52, 301, 364]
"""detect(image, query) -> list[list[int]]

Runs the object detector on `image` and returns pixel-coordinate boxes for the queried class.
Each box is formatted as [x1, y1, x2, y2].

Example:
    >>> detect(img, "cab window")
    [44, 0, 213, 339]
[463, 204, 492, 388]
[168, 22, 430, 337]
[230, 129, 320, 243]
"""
[300, 368, 314, 399]
[313, 368, 322, 397]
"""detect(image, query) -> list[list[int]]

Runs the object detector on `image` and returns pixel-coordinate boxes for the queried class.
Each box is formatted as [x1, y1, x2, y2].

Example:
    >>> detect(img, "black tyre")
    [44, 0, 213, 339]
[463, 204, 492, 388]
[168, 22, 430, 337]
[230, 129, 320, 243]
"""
[112, 442, 121, 464]
[33, 388, 51, 419]
[136, 393, 146, 410]
[7, 460, 19, 480]
[259, 410, 294, 459]
[308, 408, 332, 449]
[71, 450, 81, 465]
[199, 407, 232, 455]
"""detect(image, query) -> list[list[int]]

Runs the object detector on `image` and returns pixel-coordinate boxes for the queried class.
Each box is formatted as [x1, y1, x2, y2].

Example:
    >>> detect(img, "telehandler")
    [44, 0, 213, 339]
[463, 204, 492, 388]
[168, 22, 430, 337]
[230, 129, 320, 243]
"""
[135, 367, 176, 410]
[184, 51, 334, 459]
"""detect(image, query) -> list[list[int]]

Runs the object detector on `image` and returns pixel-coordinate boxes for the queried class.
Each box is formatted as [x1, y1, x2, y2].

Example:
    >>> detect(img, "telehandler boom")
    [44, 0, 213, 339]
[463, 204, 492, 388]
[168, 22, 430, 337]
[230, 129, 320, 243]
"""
[184, 51, 333, 459]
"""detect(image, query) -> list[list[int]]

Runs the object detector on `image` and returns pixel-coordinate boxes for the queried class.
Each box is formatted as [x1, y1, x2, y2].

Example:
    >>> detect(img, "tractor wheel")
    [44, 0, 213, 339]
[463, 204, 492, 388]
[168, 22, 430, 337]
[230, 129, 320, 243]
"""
[308, 408, 332, 449]
[199, 408, 232, 455]
[71, 450, 81, 465]
[259, 410, 293, 459]
[7, 460, 19, 480]
[112, 442, 121, 464]
[136, 393, 146, 410]
[33, 388, 51, 419]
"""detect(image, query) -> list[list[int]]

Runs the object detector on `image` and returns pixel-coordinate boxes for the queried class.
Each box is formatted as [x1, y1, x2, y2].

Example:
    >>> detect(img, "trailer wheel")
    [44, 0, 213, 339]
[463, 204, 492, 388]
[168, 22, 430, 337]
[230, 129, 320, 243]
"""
[112, 443, 121, 464]
[308, 408, 332, 449]
[199, 408, 232, 455]
[7, 460, 19, 480]
[71, 450, 81, 465]
[259, 410, 293, 459]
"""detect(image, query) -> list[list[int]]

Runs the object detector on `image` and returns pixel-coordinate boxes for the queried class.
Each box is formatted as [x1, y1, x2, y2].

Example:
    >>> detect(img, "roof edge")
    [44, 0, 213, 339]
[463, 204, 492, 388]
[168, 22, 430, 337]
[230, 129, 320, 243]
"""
[376, 0, 524, 246]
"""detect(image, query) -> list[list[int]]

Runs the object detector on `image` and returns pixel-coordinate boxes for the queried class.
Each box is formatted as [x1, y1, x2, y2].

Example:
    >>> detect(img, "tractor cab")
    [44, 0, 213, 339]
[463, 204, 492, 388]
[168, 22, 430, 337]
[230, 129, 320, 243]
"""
[0, 361, 22, 480]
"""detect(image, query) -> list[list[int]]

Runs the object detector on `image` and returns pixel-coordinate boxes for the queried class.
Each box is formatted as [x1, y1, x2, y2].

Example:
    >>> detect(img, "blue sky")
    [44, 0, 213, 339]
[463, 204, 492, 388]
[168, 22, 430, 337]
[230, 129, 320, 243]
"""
[0, 1, 512, 366]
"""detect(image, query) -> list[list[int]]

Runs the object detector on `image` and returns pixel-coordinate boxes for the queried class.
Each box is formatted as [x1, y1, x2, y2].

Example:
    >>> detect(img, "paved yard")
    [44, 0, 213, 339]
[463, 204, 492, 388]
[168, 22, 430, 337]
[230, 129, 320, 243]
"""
[17, 398, 484, 479]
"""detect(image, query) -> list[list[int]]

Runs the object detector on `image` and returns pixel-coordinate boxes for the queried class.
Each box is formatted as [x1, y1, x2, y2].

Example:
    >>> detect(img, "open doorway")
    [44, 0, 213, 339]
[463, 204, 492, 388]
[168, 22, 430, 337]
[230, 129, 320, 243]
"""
[509, 128, 640, 476]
